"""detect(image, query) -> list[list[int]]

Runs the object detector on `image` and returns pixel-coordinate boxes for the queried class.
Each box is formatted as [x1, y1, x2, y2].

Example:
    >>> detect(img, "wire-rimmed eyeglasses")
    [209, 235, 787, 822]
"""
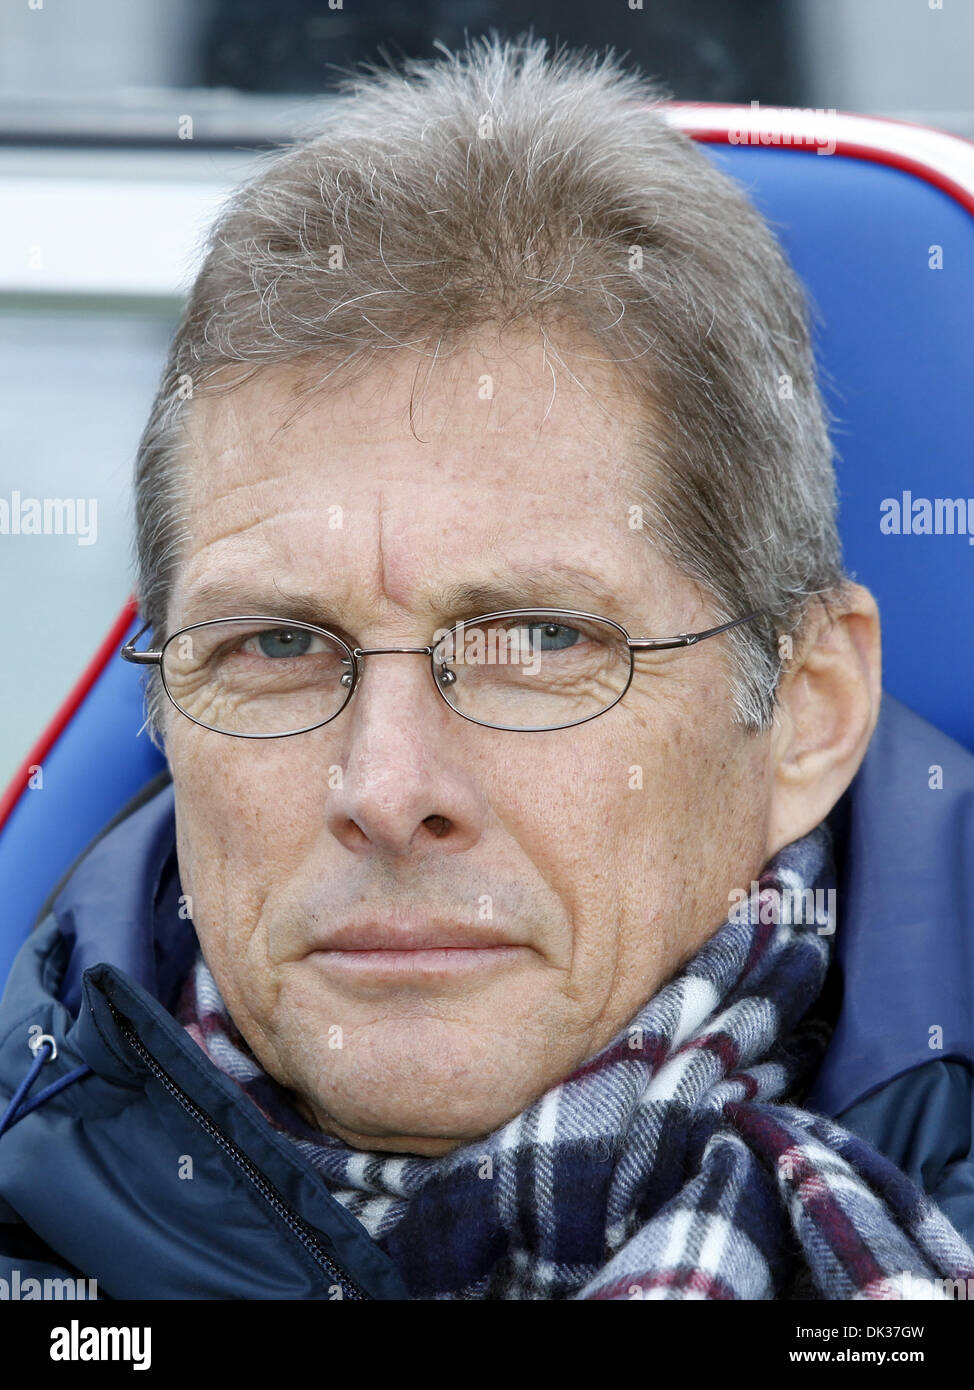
[120, 607, 766, 737]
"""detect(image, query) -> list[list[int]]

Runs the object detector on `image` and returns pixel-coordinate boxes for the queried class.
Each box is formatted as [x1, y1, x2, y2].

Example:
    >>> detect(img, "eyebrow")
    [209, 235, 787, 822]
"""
[435, 572, 624, 620]
[177, 567, 627, 630]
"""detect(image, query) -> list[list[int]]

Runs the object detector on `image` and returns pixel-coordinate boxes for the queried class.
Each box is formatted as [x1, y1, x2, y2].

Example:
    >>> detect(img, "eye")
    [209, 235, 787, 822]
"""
[241, 628, 325, 659]
[521, 622, 582, 651]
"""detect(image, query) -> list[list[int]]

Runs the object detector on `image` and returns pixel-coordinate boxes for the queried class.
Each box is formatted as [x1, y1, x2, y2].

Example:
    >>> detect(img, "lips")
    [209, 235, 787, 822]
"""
[313, 919, 519, 952]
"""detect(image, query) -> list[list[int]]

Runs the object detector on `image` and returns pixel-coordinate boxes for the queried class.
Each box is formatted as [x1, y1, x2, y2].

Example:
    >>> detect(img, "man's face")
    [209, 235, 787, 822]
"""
[166, 330, 776, 1155]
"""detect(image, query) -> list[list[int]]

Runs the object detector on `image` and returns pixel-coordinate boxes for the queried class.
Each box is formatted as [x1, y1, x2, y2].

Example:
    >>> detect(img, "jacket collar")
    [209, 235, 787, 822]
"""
[810, 692, 974, 1113]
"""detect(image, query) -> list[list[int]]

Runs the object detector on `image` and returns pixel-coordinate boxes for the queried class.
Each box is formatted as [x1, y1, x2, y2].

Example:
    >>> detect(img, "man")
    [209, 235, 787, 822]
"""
[1, 35, 972, 1300]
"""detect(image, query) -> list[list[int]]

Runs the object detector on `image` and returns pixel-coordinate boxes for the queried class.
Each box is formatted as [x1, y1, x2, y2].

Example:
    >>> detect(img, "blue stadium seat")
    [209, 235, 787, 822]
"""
[1, 108, 972, 987]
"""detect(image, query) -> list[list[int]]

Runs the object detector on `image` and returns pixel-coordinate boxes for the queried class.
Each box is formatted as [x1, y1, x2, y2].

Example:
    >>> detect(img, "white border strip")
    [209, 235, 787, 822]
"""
[1, 171, 231, 297]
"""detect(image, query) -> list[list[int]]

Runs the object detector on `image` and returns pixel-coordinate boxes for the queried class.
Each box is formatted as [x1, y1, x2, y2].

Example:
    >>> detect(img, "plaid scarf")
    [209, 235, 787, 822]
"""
[176, 823, 974, 1300]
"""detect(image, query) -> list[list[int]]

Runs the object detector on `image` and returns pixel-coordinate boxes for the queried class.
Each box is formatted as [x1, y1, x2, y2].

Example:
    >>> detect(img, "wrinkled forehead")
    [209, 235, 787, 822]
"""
[186, 327, 647, 482]
[172, 333, 675, 626]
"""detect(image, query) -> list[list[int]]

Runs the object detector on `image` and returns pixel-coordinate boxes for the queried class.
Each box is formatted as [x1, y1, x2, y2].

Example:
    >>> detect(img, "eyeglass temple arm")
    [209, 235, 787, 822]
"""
[629, 610, 766, 651]
[120, 621, 163, 666]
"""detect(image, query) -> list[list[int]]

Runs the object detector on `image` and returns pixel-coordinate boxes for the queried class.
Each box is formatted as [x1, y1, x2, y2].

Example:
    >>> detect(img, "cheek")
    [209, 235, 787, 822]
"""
[547, 702, 765, 903]
[168, 733, 320, 935]
[480, 732, 652, 912]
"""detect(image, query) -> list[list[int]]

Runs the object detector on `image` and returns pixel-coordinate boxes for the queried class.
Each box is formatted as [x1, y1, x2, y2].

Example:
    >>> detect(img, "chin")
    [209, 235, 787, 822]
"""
[315, 1099, 521, 1154]
[295, 1035, 541, 1149]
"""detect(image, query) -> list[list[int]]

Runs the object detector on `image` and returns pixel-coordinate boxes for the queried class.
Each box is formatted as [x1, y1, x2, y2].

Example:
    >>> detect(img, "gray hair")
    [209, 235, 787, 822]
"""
[133, 33, 849, 747]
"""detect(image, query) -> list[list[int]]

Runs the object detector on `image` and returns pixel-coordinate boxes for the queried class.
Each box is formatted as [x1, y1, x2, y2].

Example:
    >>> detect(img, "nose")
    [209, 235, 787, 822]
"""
[324, 649, 488, 857]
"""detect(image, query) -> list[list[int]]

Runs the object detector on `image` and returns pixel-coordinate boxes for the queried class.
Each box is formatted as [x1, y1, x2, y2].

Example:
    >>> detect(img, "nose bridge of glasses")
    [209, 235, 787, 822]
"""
[351, 645, 435, 657]
[340, 644, 436, 690]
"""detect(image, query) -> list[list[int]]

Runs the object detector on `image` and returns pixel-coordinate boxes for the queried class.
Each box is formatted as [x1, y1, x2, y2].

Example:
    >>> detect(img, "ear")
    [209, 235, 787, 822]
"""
[765, 582, 882, 859]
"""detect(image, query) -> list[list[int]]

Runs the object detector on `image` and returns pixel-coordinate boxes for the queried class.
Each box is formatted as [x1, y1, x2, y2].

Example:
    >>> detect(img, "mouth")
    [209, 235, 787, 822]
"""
[306, 919, 532, 981]
[310, 944, 533, 979]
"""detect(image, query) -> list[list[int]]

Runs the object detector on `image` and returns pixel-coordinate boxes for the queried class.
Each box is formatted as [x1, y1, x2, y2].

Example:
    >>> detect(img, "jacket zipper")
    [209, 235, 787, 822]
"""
[107, 1002, 370, 1300]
